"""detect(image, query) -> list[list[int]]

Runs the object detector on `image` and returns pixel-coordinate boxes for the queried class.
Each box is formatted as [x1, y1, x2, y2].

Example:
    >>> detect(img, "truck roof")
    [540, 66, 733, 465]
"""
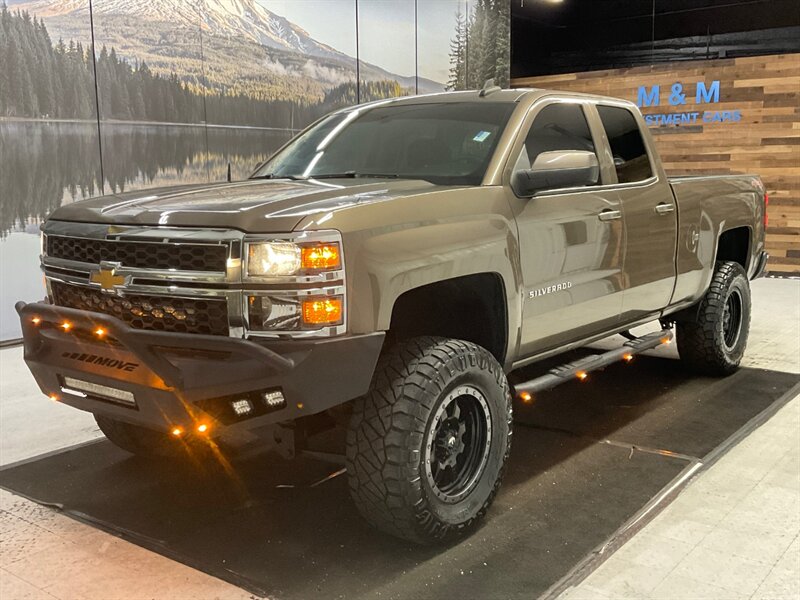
[343, 88, 638, 112]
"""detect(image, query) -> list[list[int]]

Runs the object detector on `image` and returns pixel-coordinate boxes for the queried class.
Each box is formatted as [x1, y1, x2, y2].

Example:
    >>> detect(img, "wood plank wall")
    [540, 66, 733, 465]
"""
[512, 53, 800, 274]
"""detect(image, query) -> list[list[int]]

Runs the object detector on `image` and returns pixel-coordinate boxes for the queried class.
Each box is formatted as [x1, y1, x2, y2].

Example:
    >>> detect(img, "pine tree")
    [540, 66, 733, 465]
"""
[466, 0, 487, 89]
[447, 7, 467, 91]
[479, 0, 497, 87]
[493, 0, 510, 87]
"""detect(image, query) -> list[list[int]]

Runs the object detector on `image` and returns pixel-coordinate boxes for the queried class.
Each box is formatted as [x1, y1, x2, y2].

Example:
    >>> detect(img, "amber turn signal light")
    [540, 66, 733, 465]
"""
[302, 297, 343, 326]
[301, 243, 341, 271]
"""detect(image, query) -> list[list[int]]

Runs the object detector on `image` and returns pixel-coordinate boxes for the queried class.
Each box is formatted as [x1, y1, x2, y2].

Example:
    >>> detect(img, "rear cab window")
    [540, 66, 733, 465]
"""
[596, 105, 653, 184]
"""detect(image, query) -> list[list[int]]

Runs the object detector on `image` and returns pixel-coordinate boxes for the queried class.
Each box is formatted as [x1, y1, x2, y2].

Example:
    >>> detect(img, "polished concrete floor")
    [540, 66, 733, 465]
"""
[1, 278, 798, 599]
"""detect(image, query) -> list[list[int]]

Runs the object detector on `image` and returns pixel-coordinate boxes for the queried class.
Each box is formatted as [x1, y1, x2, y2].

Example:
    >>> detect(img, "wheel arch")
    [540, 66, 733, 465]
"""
[714, 226, 752, 271]
[386, 273, 510, 364]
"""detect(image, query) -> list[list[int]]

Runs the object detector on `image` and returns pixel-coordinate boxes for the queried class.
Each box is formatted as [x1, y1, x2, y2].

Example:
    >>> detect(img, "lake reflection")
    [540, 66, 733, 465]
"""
[0, 120, 292, 340]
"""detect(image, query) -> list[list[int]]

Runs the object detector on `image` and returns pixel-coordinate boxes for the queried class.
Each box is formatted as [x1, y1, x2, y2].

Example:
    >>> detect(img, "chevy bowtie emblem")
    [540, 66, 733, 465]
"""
[90, 262, 130, 292]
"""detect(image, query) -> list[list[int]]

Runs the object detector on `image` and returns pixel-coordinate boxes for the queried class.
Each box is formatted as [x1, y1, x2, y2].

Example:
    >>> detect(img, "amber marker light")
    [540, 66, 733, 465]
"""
[519, 391, 533, 403]
[302, 297, 343, 326]
[171, 427, 184, 437]
[301, 243, 341, 271]
[196, 423, 209, 434]
[60, 321, 72, 331]
[95, 327, 106, 338]
[49, 393, 59, 402]
[577, 371, 589, 381]
[661, 337, 672, 345]
[31, 317, 41, 325]
[623, 353, 634, 362]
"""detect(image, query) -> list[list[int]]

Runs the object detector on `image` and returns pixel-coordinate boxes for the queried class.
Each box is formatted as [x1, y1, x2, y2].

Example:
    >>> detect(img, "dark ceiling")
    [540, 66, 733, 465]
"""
[511, 0, 800, 78]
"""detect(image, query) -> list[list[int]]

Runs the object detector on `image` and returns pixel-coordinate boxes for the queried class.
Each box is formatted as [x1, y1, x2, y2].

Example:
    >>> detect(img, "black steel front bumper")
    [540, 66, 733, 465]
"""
[16, 301, 384, 442]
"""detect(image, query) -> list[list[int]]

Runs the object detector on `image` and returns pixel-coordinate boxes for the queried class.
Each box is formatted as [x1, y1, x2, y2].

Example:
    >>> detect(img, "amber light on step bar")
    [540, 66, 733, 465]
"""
[302, 297, 343, 325]
[301, 243, 341, 270]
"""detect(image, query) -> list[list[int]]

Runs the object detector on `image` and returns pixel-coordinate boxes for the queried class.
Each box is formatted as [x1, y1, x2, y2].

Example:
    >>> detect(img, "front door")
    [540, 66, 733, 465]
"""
[505, 101, 626, 358]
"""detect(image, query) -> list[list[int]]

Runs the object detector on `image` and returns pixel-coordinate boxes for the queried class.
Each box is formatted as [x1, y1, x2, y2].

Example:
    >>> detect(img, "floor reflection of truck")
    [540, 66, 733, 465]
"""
[18, 86, 768, 543]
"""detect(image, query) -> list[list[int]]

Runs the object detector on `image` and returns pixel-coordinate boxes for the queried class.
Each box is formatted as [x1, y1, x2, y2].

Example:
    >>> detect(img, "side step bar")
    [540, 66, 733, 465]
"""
[514, 329, 674, 400]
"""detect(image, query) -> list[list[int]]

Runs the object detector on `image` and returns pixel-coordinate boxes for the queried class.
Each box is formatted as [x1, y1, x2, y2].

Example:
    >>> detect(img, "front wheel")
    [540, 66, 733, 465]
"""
[676, 261, 752, 375]
[346, 337, 512, 544]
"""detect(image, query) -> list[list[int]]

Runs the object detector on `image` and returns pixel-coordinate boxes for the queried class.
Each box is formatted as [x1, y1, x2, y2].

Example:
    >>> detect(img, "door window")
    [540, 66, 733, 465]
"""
[597, 105, 653, 183]
[514, 103, 598, 177]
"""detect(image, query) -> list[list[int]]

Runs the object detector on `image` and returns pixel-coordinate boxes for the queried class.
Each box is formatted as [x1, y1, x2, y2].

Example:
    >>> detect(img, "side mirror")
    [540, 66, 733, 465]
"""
[511, 150, 599, 197]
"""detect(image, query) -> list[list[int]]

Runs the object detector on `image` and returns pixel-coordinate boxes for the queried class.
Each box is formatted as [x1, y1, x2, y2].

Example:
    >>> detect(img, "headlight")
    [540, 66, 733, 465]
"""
[246, 241, 341, 278]
[247, 242, 302, 276]
[248, 294, 344, 331]
[244, 232, 345, 337]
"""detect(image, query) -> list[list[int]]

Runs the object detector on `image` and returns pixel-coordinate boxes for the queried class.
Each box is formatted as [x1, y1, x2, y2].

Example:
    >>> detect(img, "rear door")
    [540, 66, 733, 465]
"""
[504, 100, 626, 358]
[593, 104, 678, 322]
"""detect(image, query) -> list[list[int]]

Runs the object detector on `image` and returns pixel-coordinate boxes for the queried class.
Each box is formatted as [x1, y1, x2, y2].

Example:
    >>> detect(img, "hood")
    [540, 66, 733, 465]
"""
[48, 178, 444, 233]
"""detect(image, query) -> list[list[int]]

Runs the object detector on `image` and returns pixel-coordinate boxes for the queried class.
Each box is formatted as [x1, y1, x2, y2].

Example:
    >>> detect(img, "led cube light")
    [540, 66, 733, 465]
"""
[262, 390, 286, 408]
[231, 399, 254, 416]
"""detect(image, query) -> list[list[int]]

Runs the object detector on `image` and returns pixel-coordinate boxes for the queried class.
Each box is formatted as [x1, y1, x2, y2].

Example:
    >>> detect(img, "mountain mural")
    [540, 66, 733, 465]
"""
[8, 0, 445, 105]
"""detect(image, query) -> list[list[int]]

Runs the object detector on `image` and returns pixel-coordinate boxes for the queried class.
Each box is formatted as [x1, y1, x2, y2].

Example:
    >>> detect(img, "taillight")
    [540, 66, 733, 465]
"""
[764, 192, 769, 228]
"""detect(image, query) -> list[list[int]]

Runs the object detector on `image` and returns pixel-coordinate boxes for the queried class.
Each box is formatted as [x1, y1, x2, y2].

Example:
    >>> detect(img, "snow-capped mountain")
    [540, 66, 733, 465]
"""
[13, 0, 343, 59]
[9, 0, 446, 96]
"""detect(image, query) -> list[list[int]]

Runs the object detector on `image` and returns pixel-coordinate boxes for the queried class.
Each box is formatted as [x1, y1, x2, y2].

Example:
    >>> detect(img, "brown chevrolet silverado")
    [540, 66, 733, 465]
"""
[17, 86, 768, 544]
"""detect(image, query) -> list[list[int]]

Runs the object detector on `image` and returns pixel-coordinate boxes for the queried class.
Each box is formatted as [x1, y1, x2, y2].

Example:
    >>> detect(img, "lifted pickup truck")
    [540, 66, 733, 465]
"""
[17, 86, 768, 544]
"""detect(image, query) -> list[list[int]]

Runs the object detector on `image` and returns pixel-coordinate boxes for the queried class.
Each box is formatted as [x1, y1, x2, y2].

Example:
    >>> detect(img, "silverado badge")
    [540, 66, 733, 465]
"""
[529, 281, 573, 299]
[89, 261, 130, 293]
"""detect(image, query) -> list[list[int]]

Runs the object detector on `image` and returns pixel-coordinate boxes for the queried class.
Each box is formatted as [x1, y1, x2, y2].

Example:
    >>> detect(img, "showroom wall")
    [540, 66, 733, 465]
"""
[512, 0, 800, 275]
[0, 0, 510, 341]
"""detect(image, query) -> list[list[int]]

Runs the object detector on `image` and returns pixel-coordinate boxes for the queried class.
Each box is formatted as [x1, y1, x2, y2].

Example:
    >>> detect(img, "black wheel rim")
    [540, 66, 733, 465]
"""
[722, 288, 743, 351]
[424, 385, 492, 504]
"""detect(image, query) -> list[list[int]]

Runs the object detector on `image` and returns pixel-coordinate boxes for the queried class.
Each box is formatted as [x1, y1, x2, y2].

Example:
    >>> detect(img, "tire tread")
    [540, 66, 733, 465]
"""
[346, 336, 512, 544]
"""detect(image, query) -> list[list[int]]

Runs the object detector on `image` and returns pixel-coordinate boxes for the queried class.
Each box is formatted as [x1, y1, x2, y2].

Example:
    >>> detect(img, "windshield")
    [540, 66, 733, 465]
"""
[252, 101, 516, 186]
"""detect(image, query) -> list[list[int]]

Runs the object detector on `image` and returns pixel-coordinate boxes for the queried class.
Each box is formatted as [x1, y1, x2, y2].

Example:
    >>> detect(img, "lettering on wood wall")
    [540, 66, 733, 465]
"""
[512, 53, 800, 274]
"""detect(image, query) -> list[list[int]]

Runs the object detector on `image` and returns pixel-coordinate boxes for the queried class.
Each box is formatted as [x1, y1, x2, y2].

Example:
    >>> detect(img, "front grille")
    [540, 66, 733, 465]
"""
[47, 236, 227, 272]
[51, 281, 229, 336]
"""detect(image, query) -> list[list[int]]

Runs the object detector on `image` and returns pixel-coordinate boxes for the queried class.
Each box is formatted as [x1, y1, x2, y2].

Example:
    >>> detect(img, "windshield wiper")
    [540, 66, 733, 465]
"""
[310, 172, 402, 180]
[249, 174, 306, 181]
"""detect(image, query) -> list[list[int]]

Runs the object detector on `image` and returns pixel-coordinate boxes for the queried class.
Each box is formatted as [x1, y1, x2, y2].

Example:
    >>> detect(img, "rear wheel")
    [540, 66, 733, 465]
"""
[676, 261, 751, 375]
[346, 337, 512, 544]
[95, 415, 183, 458]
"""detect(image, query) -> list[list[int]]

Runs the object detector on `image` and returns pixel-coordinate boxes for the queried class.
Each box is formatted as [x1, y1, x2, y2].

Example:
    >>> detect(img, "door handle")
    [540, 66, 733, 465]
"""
[655, 202, 675, 215]
[598, 209, 622, 221]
